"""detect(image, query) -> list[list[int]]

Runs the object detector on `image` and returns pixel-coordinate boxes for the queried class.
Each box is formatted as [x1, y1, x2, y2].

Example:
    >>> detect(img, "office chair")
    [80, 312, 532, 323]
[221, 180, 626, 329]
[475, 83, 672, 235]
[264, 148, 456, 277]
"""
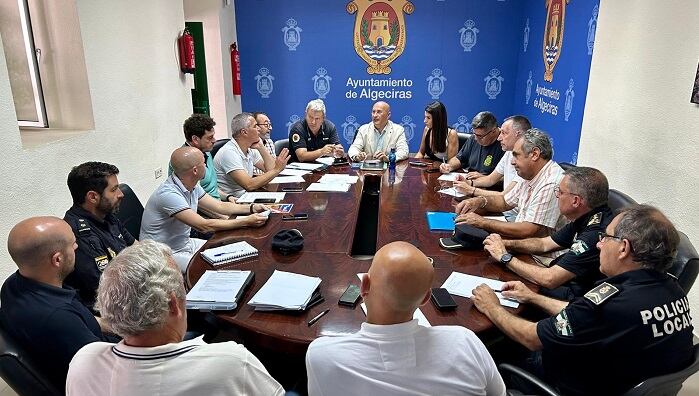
[457, 133, 471, 151]
[210, 138, 230, 159]
[0, 324, 62, 395]
[274, 138, 289, 156]
[558, 162, 577, 171]
[607, 189, 638, 213]
[668, 231, 699, 293]
[117, 183, 144, 240]
[500, 344, 699, 396]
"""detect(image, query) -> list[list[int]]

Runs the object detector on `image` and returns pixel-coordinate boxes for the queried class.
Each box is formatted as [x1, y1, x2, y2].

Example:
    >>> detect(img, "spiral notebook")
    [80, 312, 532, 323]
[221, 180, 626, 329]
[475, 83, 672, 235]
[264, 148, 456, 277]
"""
[200, 241, 258, 266]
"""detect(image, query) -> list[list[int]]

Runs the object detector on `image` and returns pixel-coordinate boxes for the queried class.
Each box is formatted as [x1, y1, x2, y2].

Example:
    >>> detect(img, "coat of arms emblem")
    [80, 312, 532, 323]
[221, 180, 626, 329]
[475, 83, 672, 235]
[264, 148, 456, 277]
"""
[347, 0, 414, 75]
[282, 18, 302, 51]
[484, 69, 503, 100]
[255, 68, 274, 98]
[426, 68, 446, 99]
[543, 0, 570, 82]
[459, 20, 479, 52]
[286, 114, 301, 133]
[312, 68, 332, 99]
[564, 78, 575, 121]
[452, 115, 470, 134]
[342, 115, 360, 145]
[399, 115, 416, 142]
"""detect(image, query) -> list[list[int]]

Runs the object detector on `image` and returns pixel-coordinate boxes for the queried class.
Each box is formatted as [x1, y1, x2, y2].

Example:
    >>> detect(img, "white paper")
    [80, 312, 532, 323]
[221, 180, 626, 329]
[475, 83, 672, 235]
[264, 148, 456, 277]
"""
[287, 162, 324, 170]
[306, 183, 351, 192]
[269, 175, 305, 184]
[360, 303, 431, 327]
[248, 270, 322, 310]
[280, 168, 310, 176]
[484, 215, 507, 222]
[186, 270, 251, 303]
[315, 157, 335, 166]
[437, 187, 465, 198]
[441, 271, 519, 308]
[437, 173, 459, 182]
[236, 192, 286, 203]
[318, 174, 359, 184]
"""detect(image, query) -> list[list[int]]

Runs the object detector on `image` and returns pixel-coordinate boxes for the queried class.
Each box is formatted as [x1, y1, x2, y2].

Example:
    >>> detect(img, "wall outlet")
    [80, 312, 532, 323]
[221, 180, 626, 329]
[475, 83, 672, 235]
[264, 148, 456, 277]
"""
[154, 167, 163, 179]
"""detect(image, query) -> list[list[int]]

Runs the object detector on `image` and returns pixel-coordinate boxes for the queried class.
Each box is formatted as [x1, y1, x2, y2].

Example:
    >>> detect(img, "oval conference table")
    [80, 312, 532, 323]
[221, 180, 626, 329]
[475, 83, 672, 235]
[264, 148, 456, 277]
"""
[185, 159, 537, 355]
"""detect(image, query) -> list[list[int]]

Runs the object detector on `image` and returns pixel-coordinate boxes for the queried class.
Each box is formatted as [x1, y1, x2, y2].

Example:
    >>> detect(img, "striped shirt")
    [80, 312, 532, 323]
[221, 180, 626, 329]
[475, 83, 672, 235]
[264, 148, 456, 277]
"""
[504, 160, 565, 232]
[253, 137, 277, 175]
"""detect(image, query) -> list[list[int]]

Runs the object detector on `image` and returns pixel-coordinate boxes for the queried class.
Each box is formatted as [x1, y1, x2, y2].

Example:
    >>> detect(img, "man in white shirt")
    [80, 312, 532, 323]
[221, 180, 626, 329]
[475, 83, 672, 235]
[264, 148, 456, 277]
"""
[305, 241, 505, 396]
[66, 240, 284, 396]
[140, 146, 269, 271]
[215, 112, 290, 199]
[348, 101, 409, 162]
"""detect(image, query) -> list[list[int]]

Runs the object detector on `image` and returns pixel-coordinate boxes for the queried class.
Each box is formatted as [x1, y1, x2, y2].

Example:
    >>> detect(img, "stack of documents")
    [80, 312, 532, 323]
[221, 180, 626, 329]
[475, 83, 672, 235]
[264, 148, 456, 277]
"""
[287, 162, 324, 171]
[441, 271, 520, 308]
[186, 270, 254, 311]
[237, 192, 286, 203]
[248, 270, 322, 311]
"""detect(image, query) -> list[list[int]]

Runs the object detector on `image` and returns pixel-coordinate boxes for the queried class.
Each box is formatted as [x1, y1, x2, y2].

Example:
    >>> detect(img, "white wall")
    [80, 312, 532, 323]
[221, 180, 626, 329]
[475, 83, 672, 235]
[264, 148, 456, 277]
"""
[579, 0, 699, 328]
[0, 0, 191, 282]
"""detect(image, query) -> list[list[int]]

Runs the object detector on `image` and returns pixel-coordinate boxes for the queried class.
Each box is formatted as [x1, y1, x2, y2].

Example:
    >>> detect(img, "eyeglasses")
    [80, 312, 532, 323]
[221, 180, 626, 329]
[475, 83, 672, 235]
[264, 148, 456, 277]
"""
[473, 127, 498, 139]
[554, 186, 579, 198]
[256, 122, 272, 128]
[598, 232, 623, 243]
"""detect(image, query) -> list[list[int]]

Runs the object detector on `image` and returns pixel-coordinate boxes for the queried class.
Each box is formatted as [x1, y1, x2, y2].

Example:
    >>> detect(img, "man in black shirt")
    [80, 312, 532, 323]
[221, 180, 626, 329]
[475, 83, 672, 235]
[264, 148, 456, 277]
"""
[288, 99, 344, 163]
[440, 111, 504, 176]
[472, 205, 694, 396]
[0, 216, 111, 391]
[64, 162, 135, 311]
[482, 167, 612, 300]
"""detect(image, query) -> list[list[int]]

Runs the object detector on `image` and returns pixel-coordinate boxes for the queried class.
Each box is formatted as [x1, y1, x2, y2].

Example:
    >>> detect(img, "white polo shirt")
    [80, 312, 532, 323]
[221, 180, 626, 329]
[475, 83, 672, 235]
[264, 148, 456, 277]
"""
[214, 138, 263, 198]
[306, 320, 506, 396]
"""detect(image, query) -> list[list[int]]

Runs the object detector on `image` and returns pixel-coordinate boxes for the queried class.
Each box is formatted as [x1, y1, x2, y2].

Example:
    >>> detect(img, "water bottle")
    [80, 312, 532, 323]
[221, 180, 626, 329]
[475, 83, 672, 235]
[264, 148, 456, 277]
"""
[388, 147, 396, 170]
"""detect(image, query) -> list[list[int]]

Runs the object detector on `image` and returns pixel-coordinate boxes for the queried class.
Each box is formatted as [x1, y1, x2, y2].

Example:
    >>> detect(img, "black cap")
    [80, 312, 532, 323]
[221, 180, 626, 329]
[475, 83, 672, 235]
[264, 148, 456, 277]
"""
[439, 223, 489, 250]
[272, 229, 304, 255]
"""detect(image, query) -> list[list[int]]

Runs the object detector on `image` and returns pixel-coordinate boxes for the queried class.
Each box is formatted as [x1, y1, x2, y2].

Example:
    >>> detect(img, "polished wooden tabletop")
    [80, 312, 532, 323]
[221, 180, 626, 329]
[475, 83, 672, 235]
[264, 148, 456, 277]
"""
[185, 159, 536, 354]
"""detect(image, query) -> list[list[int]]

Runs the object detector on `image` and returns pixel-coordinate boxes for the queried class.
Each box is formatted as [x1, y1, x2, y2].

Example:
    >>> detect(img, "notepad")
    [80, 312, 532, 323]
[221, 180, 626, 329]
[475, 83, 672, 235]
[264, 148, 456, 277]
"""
[426, 211, 456, 231]
[200, 241, 258, 266]
[248, 270, 322, 311]
[186, 270, 254, 311]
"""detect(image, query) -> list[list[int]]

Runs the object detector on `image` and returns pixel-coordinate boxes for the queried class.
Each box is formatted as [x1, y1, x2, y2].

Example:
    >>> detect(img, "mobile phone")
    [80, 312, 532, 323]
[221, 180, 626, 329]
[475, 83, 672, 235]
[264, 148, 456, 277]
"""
[338, 284, 361, 307]
[282, 213, 309, 221]
[425, 168, 440, 173]
[253, 198, 277, 204]
[282, 187, 303, 192]
[409, 161, 428, 167]
[430, 288, 457, 310]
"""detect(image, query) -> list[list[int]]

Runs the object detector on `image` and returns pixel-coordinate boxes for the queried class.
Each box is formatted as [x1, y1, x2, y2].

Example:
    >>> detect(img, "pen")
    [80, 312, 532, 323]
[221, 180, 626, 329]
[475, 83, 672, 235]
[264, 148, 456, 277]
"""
[307, 308, 330, 326]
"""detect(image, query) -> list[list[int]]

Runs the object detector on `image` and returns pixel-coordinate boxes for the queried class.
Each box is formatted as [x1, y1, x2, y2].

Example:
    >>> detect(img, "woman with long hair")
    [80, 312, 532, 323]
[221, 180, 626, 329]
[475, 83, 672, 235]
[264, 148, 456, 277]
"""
[415, 101, 458, 161]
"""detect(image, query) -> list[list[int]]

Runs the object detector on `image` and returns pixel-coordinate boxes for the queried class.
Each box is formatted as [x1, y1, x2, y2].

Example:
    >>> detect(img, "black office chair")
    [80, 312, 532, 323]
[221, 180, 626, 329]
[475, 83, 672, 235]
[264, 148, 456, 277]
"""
[457, 133, 471, 151]
[558, 162, 577, 171]
[274, 138, 289, 156]
[501, 345, 699, 396]
[210, 138, 230, 159]
[668, 231, 699, 293]
[117, 183, 144, 240]
[608, 188, 638, 213]
[0, 324, 62, 396]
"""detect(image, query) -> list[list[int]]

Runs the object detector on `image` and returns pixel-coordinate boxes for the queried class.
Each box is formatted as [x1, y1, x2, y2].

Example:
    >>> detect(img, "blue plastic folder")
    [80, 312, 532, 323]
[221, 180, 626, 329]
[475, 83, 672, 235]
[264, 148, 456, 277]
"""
[426, 212, 456, 231]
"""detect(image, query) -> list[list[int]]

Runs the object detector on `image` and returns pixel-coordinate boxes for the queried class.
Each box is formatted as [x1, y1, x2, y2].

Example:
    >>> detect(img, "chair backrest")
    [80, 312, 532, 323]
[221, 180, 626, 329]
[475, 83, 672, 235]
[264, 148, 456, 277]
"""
[0, 324, 61, 395]
[457, 133, 471, 151]
[274, 138, 289, 156]
[117, 183, 144, 240]
[667, 232, 699, 293]
[210, 138, 230, 159]
[622, 344, 699, 396]
[558, 162, 577, 171]
[607, 189, 638, 213]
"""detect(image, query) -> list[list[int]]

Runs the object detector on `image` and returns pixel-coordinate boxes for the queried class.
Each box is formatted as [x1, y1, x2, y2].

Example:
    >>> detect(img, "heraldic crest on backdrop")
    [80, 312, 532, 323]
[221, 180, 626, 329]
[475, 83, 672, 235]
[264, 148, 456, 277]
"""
[235, 0, 599, 162]
[347, 0, 414, 75]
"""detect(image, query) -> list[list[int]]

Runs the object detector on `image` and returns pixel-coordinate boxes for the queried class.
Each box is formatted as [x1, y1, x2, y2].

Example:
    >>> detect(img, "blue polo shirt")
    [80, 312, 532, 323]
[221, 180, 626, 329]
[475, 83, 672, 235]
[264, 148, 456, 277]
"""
[0, 271, 109, 390]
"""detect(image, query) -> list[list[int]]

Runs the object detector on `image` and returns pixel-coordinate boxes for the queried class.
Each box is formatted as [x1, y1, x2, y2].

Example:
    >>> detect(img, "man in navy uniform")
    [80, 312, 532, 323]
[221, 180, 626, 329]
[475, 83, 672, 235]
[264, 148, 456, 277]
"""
[472, 205, 693, 395]
[288, 99, 344, 163]
[64, 162, 135, 311]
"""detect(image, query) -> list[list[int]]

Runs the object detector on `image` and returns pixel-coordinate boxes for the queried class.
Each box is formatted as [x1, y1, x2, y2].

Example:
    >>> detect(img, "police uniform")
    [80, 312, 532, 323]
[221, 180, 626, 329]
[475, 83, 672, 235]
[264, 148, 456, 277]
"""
[536, 269, 694, 396]
[64, 205, 135, 311]
[288, 119, 340, 163]
[543, 205, 614, 300]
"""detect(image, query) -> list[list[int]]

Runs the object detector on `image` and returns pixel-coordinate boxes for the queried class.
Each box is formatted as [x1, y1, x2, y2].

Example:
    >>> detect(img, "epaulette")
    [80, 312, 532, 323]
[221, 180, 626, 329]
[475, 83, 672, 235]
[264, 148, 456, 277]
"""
[77, 218, 92, 234]
[587, 212, 603, 226]
[584, 282, 619, 305]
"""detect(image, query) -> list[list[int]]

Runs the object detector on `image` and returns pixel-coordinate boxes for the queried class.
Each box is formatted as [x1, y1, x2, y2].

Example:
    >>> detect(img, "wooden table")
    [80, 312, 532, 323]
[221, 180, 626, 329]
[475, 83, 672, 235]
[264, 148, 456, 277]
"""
[185, 160, 535, 354]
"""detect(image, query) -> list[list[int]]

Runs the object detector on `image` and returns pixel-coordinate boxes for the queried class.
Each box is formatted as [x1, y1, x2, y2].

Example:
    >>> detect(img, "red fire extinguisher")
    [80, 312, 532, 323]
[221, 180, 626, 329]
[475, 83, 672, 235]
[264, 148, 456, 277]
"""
[231, 42, 241, 95]
[178, 28, 195, 74]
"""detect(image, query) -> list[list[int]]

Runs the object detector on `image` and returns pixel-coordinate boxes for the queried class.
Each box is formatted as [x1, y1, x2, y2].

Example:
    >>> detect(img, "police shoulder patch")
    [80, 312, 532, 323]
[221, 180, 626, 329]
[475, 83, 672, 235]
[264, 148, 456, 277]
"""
[292, 133, 301, 143]
[94, 255, 109, 271]
[584, 282, 619, 305]
[554, 309, 573, 337]
[570, 239, 589, 255]
[77, 219, 91, 234]
[587, 212, 602, 226]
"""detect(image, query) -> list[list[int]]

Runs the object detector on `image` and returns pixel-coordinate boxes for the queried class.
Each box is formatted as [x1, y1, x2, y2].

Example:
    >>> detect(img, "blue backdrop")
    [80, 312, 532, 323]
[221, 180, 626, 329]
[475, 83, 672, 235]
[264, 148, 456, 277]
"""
[234, 0, 599, 163]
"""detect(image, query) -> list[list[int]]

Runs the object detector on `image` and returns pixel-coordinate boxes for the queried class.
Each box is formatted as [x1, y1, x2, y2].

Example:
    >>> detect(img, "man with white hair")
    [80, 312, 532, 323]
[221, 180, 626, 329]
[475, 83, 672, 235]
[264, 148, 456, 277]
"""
[66, 240, 284, 396]
[288, 99, 344, 163]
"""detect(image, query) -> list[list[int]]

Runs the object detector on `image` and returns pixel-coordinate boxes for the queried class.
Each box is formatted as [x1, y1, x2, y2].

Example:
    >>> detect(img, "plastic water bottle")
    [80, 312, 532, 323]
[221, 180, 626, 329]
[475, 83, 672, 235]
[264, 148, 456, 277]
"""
[388, 147, 396, 170]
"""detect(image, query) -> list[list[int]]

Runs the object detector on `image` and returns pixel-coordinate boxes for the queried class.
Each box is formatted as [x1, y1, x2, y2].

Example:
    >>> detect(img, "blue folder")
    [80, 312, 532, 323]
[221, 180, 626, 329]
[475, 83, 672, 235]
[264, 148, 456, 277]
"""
[426, 212, 456, 231]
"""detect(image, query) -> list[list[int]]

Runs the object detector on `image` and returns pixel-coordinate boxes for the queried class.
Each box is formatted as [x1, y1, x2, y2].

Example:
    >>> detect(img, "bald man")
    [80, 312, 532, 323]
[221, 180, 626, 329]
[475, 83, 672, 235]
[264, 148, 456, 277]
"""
[305, 242, 505, 396]
[0, 216, 112, 391]
[140, 147, 269, 271]
[348, 101, 409, 162]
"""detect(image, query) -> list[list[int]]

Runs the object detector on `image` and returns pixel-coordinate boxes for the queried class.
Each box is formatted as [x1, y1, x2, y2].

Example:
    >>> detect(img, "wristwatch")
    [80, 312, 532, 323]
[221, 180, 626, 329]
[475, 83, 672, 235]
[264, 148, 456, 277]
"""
[500, 253, 513, 265]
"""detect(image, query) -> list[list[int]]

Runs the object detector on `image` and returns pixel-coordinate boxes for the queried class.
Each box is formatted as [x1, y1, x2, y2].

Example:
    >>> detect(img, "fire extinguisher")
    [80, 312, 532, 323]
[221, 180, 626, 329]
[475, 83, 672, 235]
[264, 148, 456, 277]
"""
[178, 28, 195, 74]
[231, 42, 241, 95]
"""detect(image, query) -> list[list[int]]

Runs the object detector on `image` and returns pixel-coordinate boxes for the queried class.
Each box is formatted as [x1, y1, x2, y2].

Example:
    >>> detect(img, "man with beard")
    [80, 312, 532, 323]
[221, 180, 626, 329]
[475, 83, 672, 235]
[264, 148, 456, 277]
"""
[64, 162, 136, 311]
